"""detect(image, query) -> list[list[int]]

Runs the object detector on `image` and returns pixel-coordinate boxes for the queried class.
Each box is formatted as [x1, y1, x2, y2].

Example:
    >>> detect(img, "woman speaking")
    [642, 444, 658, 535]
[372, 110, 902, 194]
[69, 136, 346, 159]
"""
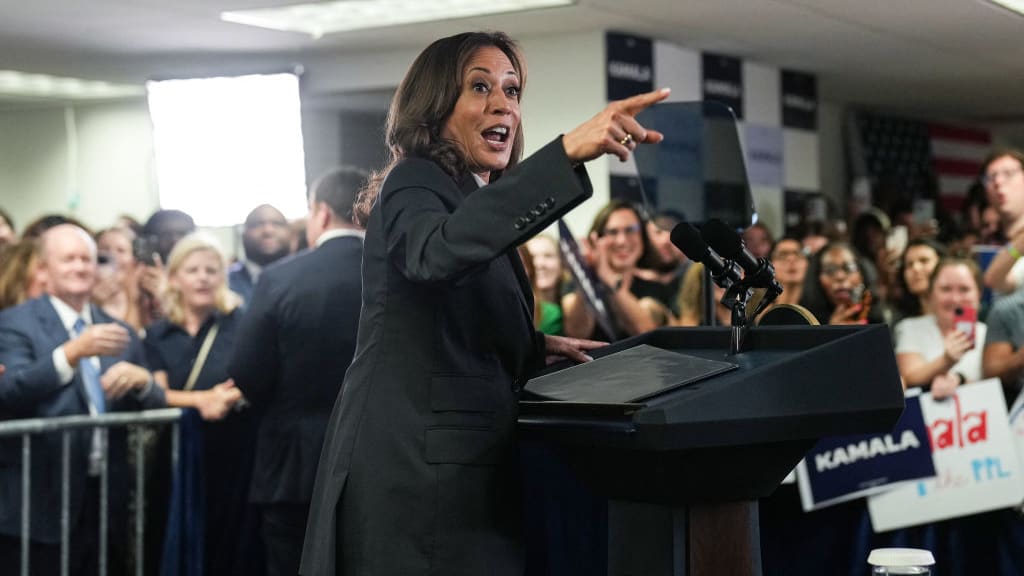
[301, 31, 668, 576]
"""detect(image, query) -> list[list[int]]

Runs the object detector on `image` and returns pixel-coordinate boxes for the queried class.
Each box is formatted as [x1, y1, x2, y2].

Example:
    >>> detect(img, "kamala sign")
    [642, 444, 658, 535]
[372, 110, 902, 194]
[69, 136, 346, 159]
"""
[867, 379, 1024, 532]
[797, 397, 934, 511]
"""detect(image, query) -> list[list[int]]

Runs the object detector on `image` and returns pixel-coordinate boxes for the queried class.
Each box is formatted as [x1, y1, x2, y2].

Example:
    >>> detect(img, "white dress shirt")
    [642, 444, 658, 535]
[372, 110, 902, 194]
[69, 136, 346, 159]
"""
[48, 296, 105, 475]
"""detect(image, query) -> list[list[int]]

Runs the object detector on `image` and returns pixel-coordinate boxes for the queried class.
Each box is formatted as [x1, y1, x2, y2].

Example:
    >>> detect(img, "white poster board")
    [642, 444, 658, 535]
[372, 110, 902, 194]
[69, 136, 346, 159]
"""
[867, 379, 1024, 532]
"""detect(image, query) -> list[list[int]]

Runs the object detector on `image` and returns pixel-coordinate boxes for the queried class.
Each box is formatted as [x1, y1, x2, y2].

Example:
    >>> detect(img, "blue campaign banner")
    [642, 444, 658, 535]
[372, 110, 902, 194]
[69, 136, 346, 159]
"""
[797, 396, 935, 510]
[702, 52, 743, 120]
[606, 32, 653, 101]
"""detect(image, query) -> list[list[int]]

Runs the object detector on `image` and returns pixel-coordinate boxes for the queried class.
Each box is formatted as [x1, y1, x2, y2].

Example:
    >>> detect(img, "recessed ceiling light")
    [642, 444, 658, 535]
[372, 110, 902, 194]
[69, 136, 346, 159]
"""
[985, 0, 1024, 16]
[0, 70, 144, 100]
[221, 0, 576, 38]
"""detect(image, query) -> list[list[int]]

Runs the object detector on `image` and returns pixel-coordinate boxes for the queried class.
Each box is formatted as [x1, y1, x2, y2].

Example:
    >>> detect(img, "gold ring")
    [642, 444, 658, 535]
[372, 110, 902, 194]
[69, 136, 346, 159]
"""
[619, 133, 634, 146]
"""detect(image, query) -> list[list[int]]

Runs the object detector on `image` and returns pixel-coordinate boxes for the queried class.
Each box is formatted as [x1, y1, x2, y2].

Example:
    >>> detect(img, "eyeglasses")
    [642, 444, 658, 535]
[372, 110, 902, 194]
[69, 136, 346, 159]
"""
[772, 248, 808, 261]
[821, 262, 859, 277]
[982, 167, 1022, 186]
[600, 224, 642, 238]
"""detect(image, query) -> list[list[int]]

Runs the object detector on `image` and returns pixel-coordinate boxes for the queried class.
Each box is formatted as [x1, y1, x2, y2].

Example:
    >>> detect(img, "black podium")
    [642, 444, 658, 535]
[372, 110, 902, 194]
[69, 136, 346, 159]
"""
[519, 324, 904, 576]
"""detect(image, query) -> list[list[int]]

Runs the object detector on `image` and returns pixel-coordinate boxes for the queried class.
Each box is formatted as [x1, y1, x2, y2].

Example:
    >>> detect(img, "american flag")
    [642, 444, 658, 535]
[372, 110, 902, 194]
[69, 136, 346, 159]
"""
[854, 113, 991, 214]
[929, 123, 991, 213]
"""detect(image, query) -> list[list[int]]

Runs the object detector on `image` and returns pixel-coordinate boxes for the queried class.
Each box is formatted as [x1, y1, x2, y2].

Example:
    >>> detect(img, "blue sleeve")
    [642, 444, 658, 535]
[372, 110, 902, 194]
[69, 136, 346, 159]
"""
[0, 311, 64, 413]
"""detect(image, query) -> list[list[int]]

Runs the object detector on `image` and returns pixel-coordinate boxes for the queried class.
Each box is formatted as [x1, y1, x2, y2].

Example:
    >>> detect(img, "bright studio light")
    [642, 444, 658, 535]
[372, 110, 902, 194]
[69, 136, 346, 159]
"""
[146, 73, 307, 227]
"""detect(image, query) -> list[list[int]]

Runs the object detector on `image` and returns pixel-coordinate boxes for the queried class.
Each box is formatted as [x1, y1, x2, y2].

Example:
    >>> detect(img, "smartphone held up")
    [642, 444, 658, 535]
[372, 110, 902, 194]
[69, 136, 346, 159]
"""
[954, 306, 977, 347]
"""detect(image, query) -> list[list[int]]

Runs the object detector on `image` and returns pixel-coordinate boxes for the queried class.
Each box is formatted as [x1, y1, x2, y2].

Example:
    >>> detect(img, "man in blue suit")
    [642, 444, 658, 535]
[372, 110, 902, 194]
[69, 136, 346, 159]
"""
[230, 168, 365, 576]
[0, 224, 165, 576]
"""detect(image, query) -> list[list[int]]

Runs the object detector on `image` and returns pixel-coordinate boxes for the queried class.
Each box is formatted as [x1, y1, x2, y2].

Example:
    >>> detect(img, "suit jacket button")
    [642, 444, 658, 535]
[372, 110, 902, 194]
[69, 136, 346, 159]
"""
[543, 197, 556, 209]
[514, 218, 527, 230]
[529, 208, 543, 217]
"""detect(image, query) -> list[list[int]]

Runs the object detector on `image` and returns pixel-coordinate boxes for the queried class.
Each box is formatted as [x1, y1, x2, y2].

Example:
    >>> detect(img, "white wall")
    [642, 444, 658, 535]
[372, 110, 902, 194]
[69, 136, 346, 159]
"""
[0, 106, 72, 230]
[0, 31, 612, 242]
[73, 100, 159, 227]
[519, 30, 607, 236]
[0, 100, 157, 232]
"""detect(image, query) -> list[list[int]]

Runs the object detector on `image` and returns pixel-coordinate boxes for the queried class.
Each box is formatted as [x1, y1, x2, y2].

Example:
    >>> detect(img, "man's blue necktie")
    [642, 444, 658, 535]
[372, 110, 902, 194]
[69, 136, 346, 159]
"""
[72, 318, 106, 414]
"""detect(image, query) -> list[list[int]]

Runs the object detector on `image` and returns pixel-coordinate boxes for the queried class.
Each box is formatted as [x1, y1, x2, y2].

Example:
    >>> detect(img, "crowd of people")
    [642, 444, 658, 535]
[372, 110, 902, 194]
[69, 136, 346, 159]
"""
[518, 149, 1024, 412]
[513, 148, 1024, 574]
[0, 167, 366, 576]
[4, 149, 1024, 574]
[2, 27, 1024, 575]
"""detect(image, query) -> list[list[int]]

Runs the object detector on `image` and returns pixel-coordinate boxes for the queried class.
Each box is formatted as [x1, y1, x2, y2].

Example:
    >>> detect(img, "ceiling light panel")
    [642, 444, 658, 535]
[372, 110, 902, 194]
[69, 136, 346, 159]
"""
[0, 70, 144, 100]
[985, 0, 1024, 16]
[222, 0, 575, 37]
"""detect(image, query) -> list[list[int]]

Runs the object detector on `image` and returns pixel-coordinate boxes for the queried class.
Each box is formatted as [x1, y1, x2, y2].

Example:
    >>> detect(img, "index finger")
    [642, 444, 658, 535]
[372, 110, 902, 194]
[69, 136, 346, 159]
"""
[617, 87, 671, 115]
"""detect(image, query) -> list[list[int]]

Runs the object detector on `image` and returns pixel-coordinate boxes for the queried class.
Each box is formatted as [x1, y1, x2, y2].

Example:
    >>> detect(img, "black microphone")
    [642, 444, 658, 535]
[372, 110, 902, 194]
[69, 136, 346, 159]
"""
[702, 219, 783, 294]
[669, 222, 741, 289]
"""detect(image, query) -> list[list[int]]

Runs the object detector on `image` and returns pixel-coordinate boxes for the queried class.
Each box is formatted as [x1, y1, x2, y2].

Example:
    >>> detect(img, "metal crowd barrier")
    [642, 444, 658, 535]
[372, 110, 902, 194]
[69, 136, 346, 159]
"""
[0, 408, 182, 576]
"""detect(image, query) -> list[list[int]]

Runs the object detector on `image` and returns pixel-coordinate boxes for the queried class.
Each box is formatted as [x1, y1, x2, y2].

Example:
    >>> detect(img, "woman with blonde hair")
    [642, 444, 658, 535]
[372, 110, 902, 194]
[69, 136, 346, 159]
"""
[143, 232, 258, 576]
[525, 234, 568, 334]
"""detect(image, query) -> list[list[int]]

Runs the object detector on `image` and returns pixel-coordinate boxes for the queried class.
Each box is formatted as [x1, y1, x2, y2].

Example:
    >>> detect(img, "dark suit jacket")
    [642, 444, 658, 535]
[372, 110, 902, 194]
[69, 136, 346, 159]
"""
[229, 235, 363, 504]
[300, 138, 592, 576]
[0, 296, 165, 543]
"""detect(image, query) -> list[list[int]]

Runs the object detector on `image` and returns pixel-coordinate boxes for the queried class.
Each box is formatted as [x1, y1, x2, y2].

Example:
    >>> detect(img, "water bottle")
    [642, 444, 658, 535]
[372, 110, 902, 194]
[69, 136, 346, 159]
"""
[867, 548, 935, 575]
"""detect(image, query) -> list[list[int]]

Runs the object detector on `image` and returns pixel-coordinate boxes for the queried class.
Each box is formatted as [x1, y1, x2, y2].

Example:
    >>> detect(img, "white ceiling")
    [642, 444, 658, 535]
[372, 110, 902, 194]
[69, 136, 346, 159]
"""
[2, 0, 1023, 120]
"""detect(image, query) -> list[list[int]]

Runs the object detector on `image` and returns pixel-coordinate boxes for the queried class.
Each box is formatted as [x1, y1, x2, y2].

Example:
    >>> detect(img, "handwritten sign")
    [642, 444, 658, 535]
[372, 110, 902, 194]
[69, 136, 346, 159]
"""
[867, 379, 1024, 532]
